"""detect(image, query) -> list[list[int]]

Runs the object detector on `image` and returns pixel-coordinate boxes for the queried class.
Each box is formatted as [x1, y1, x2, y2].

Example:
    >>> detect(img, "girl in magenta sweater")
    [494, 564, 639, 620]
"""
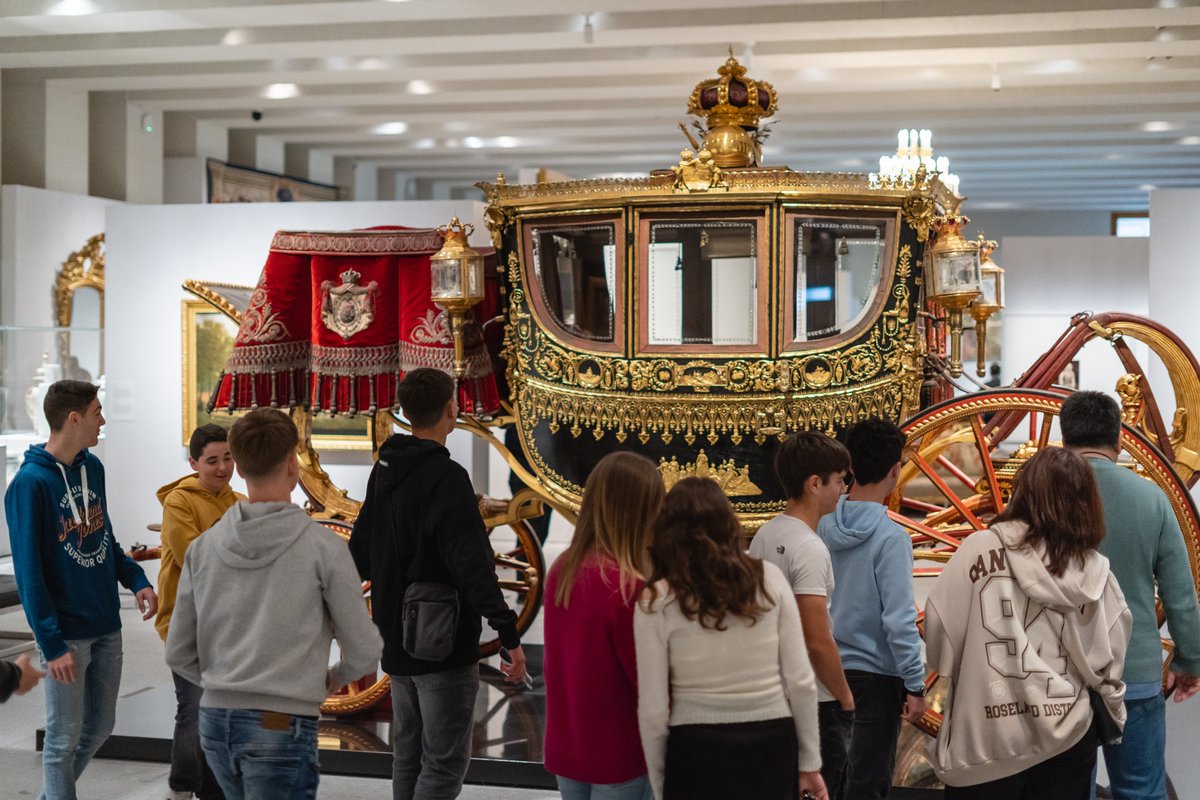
[543, 451, 665, 800]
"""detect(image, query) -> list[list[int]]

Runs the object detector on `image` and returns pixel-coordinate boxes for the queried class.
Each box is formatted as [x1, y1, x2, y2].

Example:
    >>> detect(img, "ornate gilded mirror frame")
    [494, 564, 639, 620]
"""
[54, 233, 106, 375]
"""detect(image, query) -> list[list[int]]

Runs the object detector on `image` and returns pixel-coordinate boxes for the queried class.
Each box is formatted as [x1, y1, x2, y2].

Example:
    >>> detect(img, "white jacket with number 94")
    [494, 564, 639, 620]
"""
[925, 520, 1132, 788]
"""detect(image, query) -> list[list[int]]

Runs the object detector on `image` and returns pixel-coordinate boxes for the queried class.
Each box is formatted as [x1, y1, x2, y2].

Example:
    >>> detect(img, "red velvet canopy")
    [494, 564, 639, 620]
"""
[209, 226, 500, 416]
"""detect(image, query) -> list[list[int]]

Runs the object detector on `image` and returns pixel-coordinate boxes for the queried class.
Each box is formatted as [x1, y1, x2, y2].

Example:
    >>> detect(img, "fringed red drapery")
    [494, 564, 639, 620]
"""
[209, 226, 500, 417]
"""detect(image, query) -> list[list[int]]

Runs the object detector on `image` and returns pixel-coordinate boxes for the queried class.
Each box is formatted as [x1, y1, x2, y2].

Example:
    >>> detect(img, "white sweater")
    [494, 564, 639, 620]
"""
[634, 560, 820, 800]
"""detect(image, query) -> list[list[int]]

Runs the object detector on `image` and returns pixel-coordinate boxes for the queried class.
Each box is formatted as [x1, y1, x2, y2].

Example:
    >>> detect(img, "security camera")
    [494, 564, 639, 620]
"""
[251, 110, 263, 122]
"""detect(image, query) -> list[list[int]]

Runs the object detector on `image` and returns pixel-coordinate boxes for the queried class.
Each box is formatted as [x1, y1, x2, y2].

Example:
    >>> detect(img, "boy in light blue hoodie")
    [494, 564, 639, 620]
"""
[818, 418, 925, 800]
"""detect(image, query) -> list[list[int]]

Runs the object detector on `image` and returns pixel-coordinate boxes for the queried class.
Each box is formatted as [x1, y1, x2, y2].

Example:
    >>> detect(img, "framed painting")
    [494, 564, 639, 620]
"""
[181, 299, 372, 449]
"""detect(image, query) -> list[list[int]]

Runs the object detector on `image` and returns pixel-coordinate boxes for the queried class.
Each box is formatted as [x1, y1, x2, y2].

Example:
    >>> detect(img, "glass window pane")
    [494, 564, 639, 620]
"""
[794, 218, 887, 342]
[530, 224, 616, 342]
[647, 221, 757, 346]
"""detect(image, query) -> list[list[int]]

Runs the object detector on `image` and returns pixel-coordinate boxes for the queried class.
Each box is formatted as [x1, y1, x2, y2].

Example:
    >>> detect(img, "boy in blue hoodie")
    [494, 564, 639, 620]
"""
[818, 418, 925, 800]
[5, 380, 157, 800]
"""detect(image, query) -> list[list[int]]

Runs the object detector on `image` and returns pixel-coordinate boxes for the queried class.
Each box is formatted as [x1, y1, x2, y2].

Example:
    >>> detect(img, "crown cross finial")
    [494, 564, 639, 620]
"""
[340, 267, 361, 285]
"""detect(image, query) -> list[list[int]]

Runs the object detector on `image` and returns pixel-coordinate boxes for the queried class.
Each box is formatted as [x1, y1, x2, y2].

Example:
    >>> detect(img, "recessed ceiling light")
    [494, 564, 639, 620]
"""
[1139, 184, 1158, 192]
[1104, 153, 1124, 161]
[1142, 120, 1179, 132]
[1179, 136, 1200, 146]
[413, 138, 437, 150]
[406, 80, 434, 95]
[222, 28, 248, 46]
[264, 83, 299, 99]
[463, 136, 484, 149]
[357, 57, 390, 71]
[495, 136, 518, 149]
[444, 121, 470, 132]
[47, 0, 98, 15]
[796, 67, 831, 83]
[373, 121, 408, 135]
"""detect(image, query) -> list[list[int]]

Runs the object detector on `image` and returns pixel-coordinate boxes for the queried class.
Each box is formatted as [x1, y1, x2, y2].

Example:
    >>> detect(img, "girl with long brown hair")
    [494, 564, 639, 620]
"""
[926, 447, 1132, 799]
[635, 477, 826, 800]
[543, 451, 665, 800]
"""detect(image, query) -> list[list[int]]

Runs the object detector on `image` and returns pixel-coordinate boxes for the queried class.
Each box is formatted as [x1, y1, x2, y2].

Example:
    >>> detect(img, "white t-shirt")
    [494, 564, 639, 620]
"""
[749, 513, 836, 701]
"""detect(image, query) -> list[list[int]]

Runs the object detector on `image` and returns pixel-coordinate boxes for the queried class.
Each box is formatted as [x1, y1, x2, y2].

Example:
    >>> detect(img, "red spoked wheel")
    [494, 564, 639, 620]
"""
[895, 389, 1200, 739]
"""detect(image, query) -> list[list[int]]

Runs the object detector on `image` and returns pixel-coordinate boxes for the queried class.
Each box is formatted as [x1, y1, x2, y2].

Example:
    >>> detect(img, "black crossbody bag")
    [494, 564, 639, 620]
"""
[401, 581, 460, 662]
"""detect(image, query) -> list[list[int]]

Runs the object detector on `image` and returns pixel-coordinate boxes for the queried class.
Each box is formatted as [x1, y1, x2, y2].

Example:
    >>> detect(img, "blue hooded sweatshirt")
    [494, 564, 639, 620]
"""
[5, 444, 150, 661]
[817, 496, 924, 692]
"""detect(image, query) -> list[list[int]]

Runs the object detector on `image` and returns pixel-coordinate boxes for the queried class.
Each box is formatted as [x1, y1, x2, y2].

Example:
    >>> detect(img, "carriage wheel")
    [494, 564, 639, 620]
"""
[315, 519, 393, 717]
[480, 515, 546, 658]
[895, 388, 1200, 737]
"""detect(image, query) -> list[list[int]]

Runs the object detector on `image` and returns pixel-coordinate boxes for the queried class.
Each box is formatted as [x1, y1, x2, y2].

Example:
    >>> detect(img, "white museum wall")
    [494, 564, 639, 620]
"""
[998, 236, 1150, 392]
[102, 198, 487, 541]
[1148, 189, 1200, 425]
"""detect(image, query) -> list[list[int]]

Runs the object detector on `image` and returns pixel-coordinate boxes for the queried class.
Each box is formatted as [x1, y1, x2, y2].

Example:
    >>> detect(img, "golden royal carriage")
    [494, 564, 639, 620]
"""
[186, 57, 1200, 764]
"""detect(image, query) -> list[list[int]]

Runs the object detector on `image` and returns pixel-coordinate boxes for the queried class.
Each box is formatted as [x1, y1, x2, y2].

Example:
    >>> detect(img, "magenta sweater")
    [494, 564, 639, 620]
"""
[543, 555, 647, 784]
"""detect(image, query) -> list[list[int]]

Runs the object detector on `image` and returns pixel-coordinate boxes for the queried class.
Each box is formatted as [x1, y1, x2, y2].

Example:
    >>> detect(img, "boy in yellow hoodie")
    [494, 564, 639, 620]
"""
[157, 423, 243, 800]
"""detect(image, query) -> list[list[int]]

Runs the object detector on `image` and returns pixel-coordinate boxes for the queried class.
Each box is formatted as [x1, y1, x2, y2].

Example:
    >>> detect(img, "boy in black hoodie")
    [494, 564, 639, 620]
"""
[350, 368, 526, 800]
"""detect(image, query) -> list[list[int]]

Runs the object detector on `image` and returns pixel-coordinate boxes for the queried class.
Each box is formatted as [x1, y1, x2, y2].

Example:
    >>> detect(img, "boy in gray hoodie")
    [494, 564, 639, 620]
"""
[166, 409, 383, 799]
[818, 418, 925, 800]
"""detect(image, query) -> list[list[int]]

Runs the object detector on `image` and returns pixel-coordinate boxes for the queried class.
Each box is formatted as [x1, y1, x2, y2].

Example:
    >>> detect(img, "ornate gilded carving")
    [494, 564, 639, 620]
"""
[55, 233, 105, 328]
[901, 180, 937, 243]
[1117, 373, 1146, 427]
[671, 149, 728, 193]
[659, 450, 762, 496]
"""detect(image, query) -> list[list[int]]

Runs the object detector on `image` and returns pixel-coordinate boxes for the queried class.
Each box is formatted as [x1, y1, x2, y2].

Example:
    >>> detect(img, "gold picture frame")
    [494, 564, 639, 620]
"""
[180, 299, 372, 449]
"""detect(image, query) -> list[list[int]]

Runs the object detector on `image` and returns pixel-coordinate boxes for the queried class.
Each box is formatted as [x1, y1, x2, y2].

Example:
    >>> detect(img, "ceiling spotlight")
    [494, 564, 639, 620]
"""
[582, 13, 594, 44]
[406, 79, 433, 95]
[264, 82, 299, 99]
[495, 136, 518, 148]
[990, 64, 1001, 92]
[1142, 120, 1179, 132]
[463, 136, 484, 149]
[373, 121, 409, 135]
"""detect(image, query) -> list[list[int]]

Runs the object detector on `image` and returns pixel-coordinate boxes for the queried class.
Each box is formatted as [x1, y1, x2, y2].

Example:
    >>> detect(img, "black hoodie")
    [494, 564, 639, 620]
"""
[349, 433, 519, 675]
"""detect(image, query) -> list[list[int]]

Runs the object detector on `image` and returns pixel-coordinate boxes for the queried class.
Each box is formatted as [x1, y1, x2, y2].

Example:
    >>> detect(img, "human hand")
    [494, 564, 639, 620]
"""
[326, 669, 346, 695]
[135, 588, 158, 620]
[903, 693, 927, 724]
[499, 645, 528, 684]
[799, 770, 829, 800]
[1171, 672, 1200, 703]
[15, 652, 44, 695]
[48, 651, 76, 684]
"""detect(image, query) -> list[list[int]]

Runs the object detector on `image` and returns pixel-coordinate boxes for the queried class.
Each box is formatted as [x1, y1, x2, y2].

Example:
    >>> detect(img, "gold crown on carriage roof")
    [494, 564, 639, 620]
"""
[686, 51, 778, 130]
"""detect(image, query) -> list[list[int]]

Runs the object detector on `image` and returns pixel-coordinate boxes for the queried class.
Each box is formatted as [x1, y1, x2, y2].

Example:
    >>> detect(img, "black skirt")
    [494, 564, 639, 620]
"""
[663, 717, 798, 800]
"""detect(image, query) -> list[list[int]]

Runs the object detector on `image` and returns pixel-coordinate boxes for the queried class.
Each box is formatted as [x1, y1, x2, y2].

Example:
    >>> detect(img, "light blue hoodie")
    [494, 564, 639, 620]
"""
[817, 496, 924, 692]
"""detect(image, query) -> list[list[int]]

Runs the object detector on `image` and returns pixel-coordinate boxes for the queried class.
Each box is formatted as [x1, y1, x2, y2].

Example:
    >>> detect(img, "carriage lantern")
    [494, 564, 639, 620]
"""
[430, 217, 485, 379]
[968, 234, 1005, 377]
[926, 214, 982, 378]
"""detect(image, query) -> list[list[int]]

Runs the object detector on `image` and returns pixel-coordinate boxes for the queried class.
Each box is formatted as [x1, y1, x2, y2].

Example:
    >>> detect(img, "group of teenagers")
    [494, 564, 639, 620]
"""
[4, 373, 1200, 800]
[541, 390, 1200, 800]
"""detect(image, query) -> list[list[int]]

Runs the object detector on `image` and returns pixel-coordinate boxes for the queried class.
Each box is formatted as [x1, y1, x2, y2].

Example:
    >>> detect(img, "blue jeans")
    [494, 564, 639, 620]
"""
[199, 708, 320, 800]
[556, 774, 652, 799]
[1101, 690, 1167, 800]
[390, 664, 479, 800]
[171, 672, 224, 799]
[38, 630, 123, 800]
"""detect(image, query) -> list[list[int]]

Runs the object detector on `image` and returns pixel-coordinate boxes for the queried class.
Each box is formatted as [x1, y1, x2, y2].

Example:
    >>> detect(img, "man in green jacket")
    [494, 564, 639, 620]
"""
[1061, 390, 1200, 799]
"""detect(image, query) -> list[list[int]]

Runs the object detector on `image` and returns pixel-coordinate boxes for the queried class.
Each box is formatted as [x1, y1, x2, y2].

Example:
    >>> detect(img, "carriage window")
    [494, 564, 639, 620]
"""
[647, 220, 757, 346]
[793, 218, 887, 342]
[530, 224, 616, 342]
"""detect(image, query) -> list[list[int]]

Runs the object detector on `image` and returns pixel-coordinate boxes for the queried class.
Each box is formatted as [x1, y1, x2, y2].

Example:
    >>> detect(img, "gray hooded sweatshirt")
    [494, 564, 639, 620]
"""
[166, 501, 383, 717]
[925, 521, 1131, 787]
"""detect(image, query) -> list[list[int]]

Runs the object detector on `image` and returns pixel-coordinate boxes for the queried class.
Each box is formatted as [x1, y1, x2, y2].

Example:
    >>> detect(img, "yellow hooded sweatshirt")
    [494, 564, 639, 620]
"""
[155, 475, 243, 641]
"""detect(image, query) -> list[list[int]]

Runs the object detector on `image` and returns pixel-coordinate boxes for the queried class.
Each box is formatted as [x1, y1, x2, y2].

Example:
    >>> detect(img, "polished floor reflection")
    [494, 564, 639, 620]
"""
[96, 645, 554, 789]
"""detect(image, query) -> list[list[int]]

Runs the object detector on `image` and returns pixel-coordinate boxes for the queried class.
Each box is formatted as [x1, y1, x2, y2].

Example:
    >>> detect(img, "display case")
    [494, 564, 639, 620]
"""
[0, 325, 104, 481]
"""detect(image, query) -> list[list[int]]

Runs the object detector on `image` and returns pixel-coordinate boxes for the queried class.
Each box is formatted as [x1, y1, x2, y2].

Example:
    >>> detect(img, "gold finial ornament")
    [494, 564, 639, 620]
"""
[686, 50, 777, 168]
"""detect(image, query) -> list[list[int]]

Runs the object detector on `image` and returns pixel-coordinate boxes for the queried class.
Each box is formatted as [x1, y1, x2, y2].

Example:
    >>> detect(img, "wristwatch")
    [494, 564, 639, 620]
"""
[906, 686, 927, 698]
